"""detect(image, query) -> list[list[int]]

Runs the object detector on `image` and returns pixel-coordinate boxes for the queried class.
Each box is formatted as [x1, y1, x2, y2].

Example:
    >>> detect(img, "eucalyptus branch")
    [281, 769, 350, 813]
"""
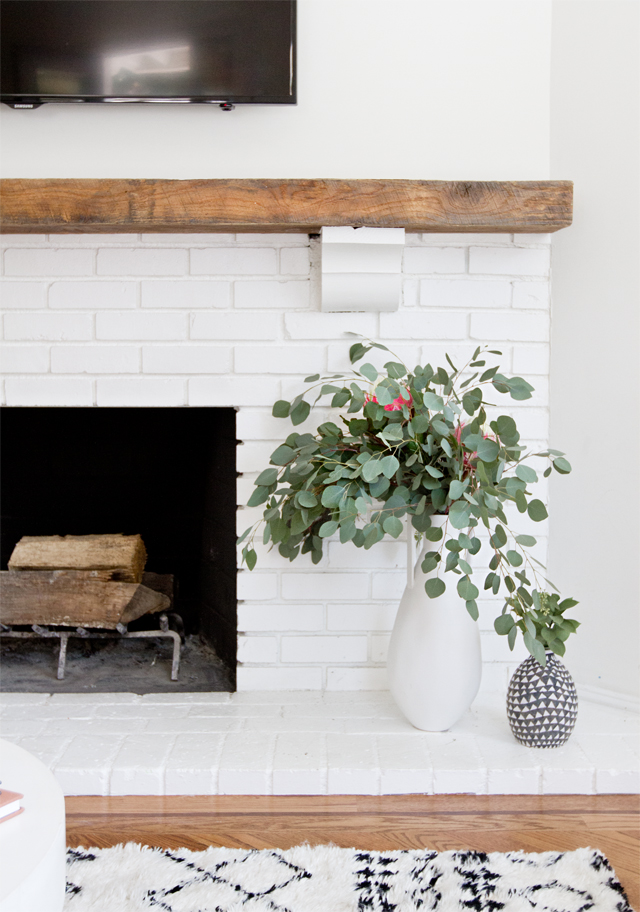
[239, 340, 578, 664]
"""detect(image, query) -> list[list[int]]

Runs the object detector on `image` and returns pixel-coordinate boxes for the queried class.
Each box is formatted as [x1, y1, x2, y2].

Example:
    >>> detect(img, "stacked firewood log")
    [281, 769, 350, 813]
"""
[0, 534, 171, 628]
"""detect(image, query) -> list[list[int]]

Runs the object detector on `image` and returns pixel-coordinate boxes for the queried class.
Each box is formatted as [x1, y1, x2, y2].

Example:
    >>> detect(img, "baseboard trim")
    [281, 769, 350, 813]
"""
[577, 683, 640, 713]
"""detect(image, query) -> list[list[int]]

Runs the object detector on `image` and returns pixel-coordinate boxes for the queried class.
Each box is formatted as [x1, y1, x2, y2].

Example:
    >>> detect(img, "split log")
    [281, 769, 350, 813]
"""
[7, 534, 147, 583]
[0, 570, 169, 628]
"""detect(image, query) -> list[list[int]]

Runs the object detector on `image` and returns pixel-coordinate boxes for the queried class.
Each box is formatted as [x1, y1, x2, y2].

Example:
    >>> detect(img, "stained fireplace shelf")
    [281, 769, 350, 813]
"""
[0, 179, 573, 234]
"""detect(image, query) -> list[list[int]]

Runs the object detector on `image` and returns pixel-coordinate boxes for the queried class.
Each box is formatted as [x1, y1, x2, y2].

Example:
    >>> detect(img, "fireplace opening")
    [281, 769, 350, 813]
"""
[0, 407, 238, 693]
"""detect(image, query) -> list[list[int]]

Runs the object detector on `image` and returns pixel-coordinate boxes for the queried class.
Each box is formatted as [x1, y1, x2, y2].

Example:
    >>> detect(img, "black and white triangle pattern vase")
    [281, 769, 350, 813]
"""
[507, 651, 578, 747]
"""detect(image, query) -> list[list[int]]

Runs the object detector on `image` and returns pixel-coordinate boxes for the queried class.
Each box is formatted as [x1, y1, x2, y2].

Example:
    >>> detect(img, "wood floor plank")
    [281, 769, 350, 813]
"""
[65, 794, 639, 906]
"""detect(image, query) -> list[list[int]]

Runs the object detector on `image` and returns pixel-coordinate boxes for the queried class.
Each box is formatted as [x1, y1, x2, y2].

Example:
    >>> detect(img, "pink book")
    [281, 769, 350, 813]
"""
[0, 789, 24, 823]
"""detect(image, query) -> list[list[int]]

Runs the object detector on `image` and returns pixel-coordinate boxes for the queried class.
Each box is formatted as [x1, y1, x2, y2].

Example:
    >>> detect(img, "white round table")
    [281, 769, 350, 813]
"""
[0, 739, 66, 912]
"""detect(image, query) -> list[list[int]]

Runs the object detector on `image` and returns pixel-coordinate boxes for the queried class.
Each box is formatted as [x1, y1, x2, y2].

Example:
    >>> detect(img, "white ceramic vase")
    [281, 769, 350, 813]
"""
[387, 517, 482, 731]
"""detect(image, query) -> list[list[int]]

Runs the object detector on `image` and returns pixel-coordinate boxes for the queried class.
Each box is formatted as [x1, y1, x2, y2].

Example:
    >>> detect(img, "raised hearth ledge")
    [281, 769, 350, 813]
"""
[0, 179, 573, 234]
[1, 690, 637, 797]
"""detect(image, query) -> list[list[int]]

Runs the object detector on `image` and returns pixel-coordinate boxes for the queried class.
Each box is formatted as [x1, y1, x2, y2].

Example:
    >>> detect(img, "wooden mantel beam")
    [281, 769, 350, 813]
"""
[0, 179, 573, 234]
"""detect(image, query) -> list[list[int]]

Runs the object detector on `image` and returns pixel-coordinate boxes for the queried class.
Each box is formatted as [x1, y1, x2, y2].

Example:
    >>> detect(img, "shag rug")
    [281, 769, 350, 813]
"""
[64, 843, 634, 912]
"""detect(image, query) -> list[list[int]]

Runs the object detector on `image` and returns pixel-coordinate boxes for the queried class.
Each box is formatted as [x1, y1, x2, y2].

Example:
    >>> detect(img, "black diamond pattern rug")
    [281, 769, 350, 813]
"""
[64, 843, 634, 910]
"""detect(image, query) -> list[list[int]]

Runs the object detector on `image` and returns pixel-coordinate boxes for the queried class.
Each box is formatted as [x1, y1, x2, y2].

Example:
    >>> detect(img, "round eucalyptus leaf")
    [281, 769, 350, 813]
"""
[457, 576, 479, 601]
[319, 520, 339, 538]
[516, 464, 538, 484]
[359, 362, 378, 382]
[256, 468, 279, 486]
[476, 437, 500, 463]
[272, 399, 291, 418]
[247, 486, 270, 507]
[380, 455, 400, 478]
[290, 400, 311, 426]
[494, 614, 514, 635]
[383, 515, 403, 538]
[527, 499, 548, 522]
[270, 444, 295, 465]
[425, 577, 446, 598]
[362, 459, 383, 483]
[296, 491, 317, 508]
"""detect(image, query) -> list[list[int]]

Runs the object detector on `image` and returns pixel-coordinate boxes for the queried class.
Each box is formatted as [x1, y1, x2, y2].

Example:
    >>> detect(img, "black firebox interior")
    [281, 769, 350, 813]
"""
[0, 407, 237, 688]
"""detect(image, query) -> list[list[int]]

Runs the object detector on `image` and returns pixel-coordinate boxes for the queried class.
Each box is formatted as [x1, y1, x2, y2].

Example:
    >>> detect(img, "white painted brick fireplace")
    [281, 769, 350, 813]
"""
[0, 230, 552, 693]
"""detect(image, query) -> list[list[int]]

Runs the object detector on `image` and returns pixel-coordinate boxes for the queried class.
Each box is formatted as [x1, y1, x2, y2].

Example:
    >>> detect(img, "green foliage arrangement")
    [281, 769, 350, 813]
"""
[239, 339, 579, 666]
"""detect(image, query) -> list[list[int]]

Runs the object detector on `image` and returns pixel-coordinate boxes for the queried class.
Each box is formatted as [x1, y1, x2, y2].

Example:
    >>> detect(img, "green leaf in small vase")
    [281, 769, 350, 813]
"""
[494, 614, 514, 635]
[516, 534, 537, 547]
[553, 457, 572, 474]
[523, 630, 546, 665]
[245, 548, 257, 570]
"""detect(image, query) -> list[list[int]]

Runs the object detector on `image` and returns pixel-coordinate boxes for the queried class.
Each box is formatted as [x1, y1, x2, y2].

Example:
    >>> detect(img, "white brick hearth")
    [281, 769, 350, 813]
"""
[1, 230, 553, 691]
[1, 690, 637, 797]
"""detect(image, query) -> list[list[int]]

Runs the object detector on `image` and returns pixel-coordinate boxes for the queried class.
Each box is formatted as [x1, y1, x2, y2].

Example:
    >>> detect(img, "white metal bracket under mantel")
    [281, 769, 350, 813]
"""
[320, 226, 405, 312]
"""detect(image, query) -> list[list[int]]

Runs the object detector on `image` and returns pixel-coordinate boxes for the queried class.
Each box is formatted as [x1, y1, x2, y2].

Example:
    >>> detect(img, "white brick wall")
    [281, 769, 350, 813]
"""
[0, 231, 551, 691]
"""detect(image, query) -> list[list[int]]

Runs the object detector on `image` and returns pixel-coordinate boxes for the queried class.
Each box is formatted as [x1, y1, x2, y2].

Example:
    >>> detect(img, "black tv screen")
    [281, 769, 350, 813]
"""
[1, 0, 296, 107]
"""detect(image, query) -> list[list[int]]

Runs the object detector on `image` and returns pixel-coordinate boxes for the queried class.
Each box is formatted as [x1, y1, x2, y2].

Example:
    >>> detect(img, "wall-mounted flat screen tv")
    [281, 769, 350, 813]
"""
[1, 0, 296, 108]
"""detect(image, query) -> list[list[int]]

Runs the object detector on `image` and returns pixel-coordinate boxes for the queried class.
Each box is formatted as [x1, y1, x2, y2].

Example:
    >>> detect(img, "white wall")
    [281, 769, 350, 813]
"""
[0, 0, 551, 179]
[548, 1, 640, 700]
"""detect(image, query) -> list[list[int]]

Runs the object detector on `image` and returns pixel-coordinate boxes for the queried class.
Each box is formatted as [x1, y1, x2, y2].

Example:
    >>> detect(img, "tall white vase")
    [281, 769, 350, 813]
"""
[387, 517, 482, 731]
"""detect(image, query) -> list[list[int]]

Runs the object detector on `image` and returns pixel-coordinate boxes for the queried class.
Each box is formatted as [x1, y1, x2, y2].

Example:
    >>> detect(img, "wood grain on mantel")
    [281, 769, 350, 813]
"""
[0, 179, 573, 234]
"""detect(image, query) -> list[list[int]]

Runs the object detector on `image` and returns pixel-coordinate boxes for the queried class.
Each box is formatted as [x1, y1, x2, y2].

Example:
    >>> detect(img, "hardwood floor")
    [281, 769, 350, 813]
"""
[66, 794, 639, 908]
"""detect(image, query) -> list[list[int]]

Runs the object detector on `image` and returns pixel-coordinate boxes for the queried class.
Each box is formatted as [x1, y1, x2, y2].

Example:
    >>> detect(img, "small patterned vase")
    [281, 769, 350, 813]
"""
[507, 651, 578, 747]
